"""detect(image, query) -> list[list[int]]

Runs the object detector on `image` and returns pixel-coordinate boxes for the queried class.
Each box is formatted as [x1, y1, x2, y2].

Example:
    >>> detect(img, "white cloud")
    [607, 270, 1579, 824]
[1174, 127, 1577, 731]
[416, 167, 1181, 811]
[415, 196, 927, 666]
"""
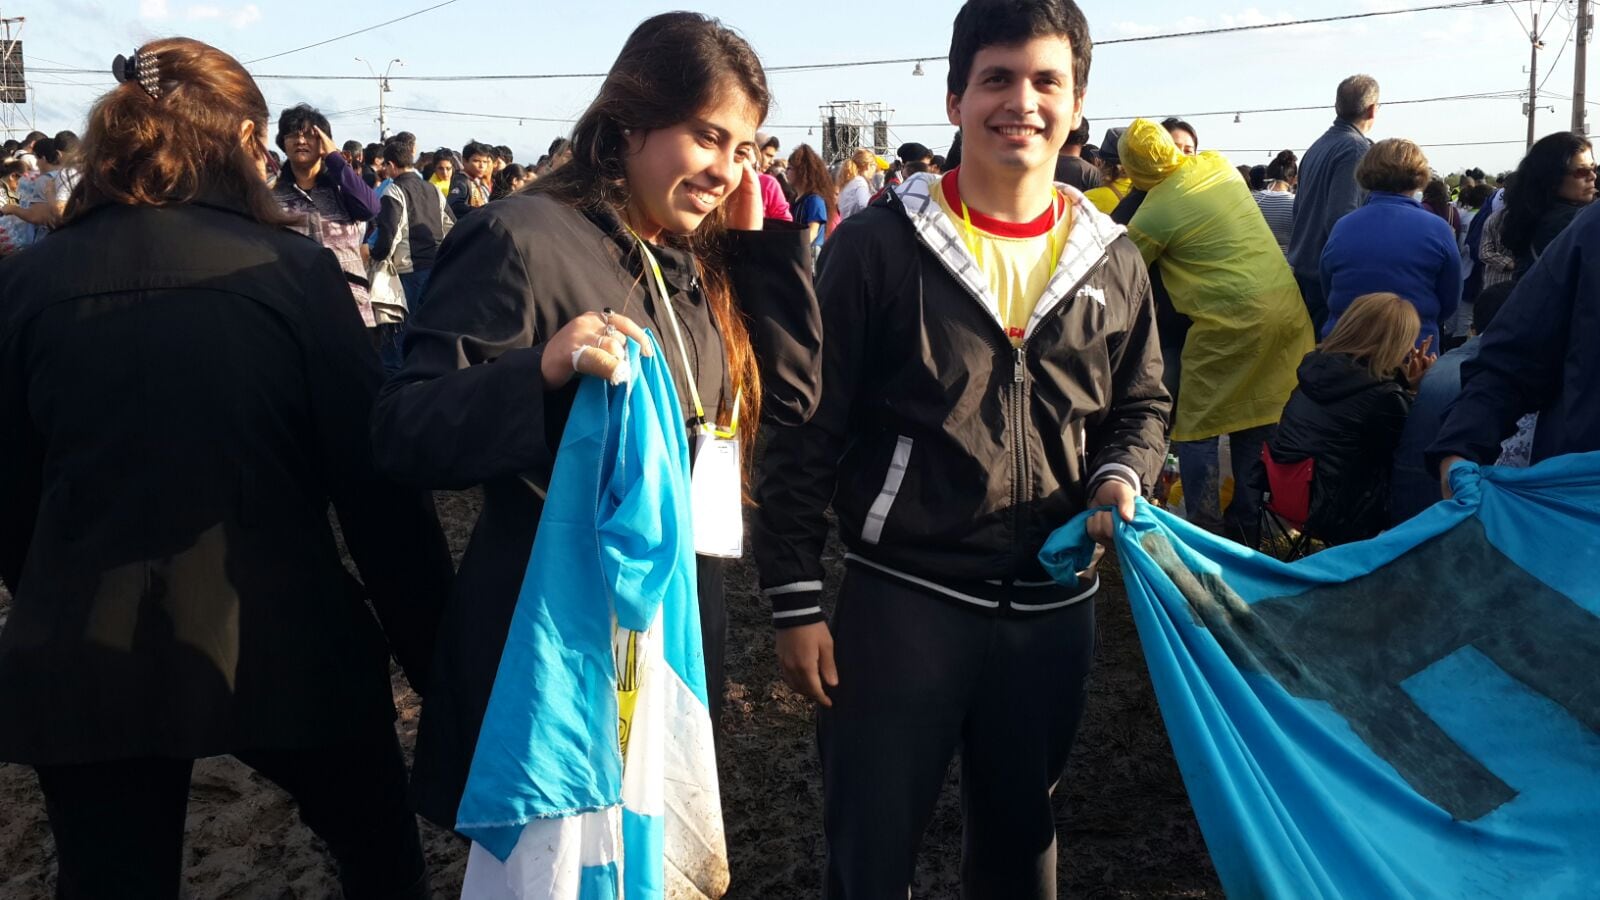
[1218, 8, 1295, 28]
[231, 4, 261, 28]
[1421, 11, 1484, 43]
[167, 2, 259, 28]
[1108, 20, 1161, 38]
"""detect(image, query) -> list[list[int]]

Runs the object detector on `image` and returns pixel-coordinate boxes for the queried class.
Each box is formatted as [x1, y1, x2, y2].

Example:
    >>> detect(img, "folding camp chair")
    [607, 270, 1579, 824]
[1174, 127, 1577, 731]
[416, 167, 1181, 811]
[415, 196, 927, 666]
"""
[1256, 444, 1317, 561]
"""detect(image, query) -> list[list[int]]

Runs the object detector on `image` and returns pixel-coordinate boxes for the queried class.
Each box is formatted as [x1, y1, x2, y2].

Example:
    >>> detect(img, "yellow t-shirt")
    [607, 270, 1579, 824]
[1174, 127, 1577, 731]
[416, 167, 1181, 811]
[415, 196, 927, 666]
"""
[1084, 176, 1132, 215]
[934, 170, 1074, 346]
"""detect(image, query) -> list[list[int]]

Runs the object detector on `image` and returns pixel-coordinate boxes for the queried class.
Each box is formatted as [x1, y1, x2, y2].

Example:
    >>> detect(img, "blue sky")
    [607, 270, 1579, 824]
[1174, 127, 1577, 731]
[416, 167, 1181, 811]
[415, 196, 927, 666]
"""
[17, 1, 1593, 173]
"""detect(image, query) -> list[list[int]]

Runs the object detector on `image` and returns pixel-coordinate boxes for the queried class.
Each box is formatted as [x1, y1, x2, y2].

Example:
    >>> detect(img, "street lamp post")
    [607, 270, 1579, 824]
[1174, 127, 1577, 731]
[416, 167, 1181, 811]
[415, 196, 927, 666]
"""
[355, 56, 404, 140]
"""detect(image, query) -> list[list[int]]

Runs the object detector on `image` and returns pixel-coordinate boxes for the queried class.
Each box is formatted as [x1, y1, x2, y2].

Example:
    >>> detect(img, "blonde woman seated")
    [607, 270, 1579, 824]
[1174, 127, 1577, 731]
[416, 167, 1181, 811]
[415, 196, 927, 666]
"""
[1262, 292, 1435, 544]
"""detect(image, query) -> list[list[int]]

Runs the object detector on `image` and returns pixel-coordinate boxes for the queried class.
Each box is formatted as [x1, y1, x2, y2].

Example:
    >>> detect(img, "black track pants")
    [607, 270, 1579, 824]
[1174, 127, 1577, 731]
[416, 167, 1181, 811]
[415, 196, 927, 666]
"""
[818, 564, 1097, 900]
[34, 724, 428, 900]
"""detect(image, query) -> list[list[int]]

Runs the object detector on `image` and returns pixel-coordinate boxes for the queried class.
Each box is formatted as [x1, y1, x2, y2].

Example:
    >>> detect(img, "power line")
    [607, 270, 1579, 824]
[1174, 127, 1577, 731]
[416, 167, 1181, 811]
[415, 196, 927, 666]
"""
[775, 90, 1526, 128]
[25, 78, 110, 88]
[387, 105, 579, 124]
[362, 89, 1527, 134]
[1130, 92, 1523, 121]
[243, 0, 462, 64]
[1538, 0, 1573, 40]
[324, 105, 382, 118]
[21, 0, 1515, 83]
[1214, 139, 1529, 154]
[756, 0, 1513, 73]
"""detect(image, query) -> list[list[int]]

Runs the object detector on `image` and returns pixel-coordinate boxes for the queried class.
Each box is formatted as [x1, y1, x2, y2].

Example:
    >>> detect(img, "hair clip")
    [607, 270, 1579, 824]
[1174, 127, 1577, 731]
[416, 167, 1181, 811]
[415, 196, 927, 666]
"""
[112, 49, 161, 100]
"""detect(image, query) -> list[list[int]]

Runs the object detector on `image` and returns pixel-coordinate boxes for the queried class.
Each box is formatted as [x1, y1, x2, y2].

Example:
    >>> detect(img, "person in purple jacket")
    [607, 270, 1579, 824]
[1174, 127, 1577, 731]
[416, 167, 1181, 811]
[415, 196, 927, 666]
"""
[273, 104, 383, 338]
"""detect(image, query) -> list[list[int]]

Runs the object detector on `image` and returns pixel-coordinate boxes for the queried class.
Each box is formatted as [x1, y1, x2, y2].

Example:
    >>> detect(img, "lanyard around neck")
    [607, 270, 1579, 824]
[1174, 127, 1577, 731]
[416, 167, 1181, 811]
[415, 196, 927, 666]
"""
[631, 234, 741, 439]
[957, 184, 1067, 337]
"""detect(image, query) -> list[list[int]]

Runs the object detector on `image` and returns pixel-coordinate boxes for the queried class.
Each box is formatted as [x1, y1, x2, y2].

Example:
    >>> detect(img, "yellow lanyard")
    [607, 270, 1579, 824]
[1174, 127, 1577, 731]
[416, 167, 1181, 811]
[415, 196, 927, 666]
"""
[958, 188, 1066, 342]
[633, 236, 741, 439]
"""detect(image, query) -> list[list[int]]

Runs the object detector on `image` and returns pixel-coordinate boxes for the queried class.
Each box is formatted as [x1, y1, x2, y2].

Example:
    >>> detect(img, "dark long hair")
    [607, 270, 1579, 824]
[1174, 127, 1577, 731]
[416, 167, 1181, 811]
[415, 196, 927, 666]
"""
[1266, 149, 1297, 183]
[786, 143, 837, 219]
[532, 11, 769, 438]
[1503, 131, 1591, 255]
[67, 38, 294, 227]
[492, 163, 529, 200]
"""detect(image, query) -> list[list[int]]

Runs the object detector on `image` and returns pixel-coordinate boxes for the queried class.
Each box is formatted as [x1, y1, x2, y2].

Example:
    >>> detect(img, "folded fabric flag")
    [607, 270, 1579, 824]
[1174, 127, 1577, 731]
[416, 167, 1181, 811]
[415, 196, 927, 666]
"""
[456, 334, 728, 899]
[1041, 453, 1600, 899]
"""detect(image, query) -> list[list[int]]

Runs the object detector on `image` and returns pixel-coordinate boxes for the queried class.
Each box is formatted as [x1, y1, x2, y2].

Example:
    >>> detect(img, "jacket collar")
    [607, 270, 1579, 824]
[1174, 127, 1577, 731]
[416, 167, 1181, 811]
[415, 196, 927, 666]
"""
[1368, 190, 1423, 208]
[582, 202, 701, 296]
[889, 171, 1126, 338]
[1330, 118, 1374, 146]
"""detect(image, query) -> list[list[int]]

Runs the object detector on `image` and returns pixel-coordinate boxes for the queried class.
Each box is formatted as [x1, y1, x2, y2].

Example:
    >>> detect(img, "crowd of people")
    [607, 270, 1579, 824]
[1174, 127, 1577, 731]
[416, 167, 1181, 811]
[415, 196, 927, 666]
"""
[0, 0, 1596, 898]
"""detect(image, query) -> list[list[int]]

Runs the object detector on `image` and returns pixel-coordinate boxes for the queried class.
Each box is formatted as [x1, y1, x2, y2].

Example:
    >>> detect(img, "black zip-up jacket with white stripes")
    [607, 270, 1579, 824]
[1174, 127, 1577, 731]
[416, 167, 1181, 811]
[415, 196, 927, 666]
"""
[754, 174, 1170, 627]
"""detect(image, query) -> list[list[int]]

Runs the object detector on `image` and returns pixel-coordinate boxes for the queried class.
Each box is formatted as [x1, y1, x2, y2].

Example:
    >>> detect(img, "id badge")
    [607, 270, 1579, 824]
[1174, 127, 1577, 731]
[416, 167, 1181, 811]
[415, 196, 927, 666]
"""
[690, 432, 743, 558]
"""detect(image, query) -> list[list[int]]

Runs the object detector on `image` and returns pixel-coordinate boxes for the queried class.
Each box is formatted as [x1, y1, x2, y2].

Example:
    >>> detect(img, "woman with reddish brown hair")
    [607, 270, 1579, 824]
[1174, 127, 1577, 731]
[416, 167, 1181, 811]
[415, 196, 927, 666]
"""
[786, 142, 838, 255]
[0, 37, 451, 899]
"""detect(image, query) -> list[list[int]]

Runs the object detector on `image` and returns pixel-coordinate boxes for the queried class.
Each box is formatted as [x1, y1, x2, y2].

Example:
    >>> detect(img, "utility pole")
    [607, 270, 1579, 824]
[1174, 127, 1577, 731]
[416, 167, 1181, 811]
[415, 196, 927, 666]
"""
[1576, 0, 1591, 135]
[1528, 8, 1541, 152]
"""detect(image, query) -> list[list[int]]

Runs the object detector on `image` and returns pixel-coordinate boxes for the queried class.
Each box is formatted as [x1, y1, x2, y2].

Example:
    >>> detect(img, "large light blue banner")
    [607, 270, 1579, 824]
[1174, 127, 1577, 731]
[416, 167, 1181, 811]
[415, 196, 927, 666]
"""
[1041, 454, 1600, 899]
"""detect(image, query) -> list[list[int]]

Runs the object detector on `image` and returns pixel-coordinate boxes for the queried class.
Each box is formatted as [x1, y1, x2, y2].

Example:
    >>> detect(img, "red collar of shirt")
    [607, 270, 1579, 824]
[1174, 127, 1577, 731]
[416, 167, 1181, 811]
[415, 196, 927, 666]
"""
[942, 167, 1061, 239]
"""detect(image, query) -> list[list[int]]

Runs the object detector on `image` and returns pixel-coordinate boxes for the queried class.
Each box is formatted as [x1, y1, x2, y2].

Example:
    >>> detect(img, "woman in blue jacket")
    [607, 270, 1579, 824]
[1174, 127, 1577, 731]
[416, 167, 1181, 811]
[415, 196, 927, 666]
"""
[1320, 138, 1460, 349]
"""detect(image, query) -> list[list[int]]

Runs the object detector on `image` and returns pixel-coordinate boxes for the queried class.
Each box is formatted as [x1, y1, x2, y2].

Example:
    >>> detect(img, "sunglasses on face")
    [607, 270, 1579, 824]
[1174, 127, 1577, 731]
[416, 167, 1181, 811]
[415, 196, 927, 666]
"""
[1567, 165, 1598, 180]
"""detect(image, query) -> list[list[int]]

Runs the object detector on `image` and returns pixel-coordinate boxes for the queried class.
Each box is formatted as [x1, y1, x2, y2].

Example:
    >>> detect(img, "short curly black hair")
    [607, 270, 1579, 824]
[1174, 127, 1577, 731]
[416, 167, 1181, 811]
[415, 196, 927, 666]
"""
[947, 0, 1091, 99]
[275, 104, 332, 152]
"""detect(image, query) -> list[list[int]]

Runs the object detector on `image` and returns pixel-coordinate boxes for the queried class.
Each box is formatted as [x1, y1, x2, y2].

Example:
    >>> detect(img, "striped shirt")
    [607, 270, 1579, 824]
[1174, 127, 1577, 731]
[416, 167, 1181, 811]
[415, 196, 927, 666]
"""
[1254, 189, 1296, 255]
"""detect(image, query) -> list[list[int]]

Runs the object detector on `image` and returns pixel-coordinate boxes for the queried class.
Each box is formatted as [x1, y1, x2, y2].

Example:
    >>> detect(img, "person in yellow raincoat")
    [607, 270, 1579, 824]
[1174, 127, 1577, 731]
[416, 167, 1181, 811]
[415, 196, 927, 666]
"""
[1084, 125, 1132, 214]
[1120, 117, 1314, 541]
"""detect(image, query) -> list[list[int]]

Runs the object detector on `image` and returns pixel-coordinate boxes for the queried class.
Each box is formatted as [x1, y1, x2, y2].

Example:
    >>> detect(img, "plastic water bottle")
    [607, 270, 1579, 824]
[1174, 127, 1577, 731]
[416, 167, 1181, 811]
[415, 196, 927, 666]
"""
[1156, 453, 1180, 508]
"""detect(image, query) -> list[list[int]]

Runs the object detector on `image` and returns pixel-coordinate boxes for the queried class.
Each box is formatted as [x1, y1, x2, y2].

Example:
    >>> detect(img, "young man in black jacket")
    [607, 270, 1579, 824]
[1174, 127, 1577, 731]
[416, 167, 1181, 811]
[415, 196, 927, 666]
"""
[754, 0, 1169, 895]
[371, 132, 452, 309]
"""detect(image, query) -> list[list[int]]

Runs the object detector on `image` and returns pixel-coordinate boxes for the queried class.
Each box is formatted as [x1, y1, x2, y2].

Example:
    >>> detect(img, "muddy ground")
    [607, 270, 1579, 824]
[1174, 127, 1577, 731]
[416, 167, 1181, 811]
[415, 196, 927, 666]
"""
[0, 489, 1221, 898]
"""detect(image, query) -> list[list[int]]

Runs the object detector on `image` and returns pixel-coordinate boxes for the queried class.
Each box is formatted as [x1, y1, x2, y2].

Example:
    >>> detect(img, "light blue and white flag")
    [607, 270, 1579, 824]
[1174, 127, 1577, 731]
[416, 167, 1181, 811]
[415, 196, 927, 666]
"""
[1042, 453, 1600, 899]
[456, 334, 728, 899]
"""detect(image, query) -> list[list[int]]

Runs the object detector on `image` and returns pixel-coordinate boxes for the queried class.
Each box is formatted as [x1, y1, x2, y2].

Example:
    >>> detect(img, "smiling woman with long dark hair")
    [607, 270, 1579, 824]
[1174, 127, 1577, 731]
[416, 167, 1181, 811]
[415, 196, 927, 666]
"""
[370, 10, 821, 838]
[0, 37, 453, 899]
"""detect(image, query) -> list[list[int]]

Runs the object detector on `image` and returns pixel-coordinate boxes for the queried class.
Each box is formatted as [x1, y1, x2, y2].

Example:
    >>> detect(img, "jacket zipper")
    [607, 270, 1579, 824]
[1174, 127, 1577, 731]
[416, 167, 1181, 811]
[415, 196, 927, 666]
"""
[1003, 251, 1113, 571]
[1010, 344, 1027, 574]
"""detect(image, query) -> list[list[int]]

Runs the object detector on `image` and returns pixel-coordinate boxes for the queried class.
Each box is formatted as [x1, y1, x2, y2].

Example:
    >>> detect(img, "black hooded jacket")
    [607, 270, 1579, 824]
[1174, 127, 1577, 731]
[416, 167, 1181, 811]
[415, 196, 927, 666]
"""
[1265, 351, 1412, 543]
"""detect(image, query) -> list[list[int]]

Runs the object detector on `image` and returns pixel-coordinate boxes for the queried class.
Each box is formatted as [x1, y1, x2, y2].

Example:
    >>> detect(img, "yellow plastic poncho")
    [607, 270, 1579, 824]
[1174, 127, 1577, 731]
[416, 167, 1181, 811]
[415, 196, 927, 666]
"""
[1120, 119, 1313, 443]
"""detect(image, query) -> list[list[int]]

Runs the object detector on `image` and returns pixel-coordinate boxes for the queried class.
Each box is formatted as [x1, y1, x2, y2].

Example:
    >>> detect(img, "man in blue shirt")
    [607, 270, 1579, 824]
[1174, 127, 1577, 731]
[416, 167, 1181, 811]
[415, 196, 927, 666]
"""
[1287, 74, 1379, 333]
